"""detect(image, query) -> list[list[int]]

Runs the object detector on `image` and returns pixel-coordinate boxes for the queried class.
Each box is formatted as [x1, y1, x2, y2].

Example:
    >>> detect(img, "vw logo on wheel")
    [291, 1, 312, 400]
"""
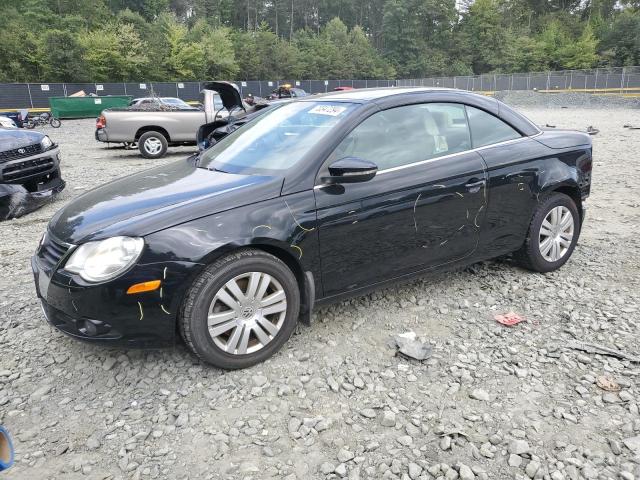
[241, 306, 255, 318]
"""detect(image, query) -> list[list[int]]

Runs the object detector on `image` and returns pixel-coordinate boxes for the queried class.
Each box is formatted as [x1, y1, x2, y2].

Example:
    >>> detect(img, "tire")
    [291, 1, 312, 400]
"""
[180, 249, 301, 369]
[514, 192, 580, 272]
[138, 131, 168, 159]
[49, 118, 61, 128]
[24, 121, 35, 129]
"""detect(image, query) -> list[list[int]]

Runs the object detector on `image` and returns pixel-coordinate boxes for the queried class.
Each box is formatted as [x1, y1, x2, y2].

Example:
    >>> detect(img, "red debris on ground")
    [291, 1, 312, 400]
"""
[494, 312, 525, 326]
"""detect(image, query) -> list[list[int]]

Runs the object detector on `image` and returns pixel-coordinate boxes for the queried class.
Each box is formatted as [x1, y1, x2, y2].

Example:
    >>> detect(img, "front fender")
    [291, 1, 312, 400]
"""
[142, 190, 321, 297]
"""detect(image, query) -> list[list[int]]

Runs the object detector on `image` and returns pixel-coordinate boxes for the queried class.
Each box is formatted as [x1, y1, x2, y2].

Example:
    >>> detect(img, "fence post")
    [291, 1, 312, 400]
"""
[621, 67, 626, 94]
[593, 69, 597, 92]
[123, 82, 127, 95]
[546, 72, 550, 91]
[26, 84, 34, 109]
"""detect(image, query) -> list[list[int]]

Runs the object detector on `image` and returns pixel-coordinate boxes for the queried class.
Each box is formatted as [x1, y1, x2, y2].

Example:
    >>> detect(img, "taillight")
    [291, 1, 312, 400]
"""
[96, 114, 106, 129]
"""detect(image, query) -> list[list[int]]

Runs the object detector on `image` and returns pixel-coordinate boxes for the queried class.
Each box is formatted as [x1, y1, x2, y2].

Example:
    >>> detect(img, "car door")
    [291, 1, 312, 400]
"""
[314, 102, 487, 298]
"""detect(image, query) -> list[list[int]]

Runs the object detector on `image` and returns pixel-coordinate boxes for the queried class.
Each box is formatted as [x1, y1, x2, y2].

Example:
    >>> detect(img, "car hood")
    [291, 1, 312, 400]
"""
[0, 129, 43, 150]
[202, 81, 245, 112]
[49, 158, 283, 244]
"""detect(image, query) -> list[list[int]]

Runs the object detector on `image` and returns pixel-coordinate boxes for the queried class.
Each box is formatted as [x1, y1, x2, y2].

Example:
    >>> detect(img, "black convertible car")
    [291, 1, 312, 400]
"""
[32, 88, 592, 369]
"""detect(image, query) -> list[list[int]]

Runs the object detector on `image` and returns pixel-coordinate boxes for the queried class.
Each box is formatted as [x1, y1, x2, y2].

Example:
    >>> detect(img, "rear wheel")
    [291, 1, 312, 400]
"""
[514, 192, 580, 272]
[138, 131, 168, 159]
[49, 118, 61, 128]
[180, 249, 300, 369]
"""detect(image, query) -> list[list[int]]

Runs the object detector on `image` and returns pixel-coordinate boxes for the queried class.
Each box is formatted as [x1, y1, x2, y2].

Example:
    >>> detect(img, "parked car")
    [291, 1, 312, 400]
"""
[0, 116, 17, 128]
[95, 84, 251, 159]
[33, 87, 592, 369]
[128, 97, 196, 109]
[0, 110, 27, 128]
[1, 128, 65, 220]
[267, 85, 308, 99]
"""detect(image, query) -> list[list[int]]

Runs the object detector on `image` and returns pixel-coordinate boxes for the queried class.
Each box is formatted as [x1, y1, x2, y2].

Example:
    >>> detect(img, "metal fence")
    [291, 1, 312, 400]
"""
[397, 66, 640, 93]
[2, 66, 639, 110]
[0, 79, 397, 109]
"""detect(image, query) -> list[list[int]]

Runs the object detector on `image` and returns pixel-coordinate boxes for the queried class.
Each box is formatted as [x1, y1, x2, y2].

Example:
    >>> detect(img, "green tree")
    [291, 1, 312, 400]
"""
[599, 9, 640, 66]
[37, 30, 86, 81]
[78, 23, 149, 81]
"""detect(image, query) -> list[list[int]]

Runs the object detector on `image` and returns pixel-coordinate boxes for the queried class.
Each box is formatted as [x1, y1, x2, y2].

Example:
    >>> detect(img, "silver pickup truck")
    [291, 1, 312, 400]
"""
[95, 82, 245, 159]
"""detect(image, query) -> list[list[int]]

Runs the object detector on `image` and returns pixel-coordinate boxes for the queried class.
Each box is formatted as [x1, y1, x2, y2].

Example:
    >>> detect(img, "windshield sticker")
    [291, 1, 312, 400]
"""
[309, 105, 347, 116]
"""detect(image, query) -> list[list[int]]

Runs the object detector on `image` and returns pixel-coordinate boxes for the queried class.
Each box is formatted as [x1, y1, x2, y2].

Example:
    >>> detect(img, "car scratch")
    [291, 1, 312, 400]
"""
[474, 205, 485, 227]
[456, 192, 464, 198]
[284, 199, 315, 233]
[412, 193, 422, 232]
[290, 244, 303, 259]
[138, 302, 144, 321]
[252, 224, 272, 235]
[160, 305, 170, 315]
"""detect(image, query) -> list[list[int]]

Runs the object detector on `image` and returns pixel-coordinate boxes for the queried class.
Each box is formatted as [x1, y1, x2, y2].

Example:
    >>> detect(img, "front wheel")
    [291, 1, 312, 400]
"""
[138, 131, 168, 159]
[49, 118, 61, 128]
[180, 249, 301, 369]
[514, 192, 580, 272]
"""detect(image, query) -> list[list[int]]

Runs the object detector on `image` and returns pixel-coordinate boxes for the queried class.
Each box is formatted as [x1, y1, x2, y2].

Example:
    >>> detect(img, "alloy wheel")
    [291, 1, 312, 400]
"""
[538, 205, 574, 262]
[143, 137, 163, 155]
[207, 272, 287, 355]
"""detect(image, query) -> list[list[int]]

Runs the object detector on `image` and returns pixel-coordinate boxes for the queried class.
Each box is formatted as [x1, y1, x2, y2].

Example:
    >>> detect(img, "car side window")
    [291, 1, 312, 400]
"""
[465, 106, 521, 148]
[330, 103, 471, 171]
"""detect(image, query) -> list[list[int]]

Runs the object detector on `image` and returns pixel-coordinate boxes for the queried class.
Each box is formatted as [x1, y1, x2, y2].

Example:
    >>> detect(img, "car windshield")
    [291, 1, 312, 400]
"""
[199, 101, 356, 175]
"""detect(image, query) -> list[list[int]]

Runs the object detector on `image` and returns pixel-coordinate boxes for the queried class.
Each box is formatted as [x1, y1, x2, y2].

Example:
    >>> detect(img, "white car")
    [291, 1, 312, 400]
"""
[128, 96, 229, 118]
[0, 116, 17, 128]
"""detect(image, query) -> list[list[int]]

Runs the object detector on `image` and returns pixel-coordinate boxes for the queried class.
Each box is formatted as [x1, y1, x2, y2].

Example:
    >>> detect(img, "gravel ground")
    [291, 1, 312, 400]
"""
[1, 106, 640, 480]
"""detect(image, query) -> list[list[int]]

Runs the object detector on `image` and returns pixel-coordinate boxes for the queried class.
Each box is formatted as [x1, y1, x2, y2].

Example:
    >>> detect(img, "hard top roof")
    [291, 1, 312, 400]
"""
[305, 87, 460, 102]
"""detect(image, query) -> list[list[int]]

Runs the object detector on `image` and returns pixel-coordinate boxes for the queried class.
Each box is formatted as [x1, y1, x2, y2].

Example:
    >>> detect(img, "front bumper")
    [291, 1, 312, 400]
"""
[31, 240, 202, 348]
[0, 146, 65, 220]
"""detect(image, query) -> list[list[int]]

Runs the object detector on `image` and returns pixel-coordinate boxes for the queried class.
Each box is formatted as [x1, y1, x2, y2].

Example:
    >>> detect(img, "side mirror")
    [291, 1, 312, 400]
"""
[0, 426, 14, 472]
[324, 157, 378, 184]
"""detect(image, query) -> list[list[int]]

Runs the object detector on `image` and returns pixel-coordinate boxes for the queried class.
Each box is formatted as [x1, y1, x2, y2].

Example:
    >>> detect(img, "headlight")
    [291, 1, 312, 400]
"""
[64, 236, 144, 283]
[41, 135, 53, 150]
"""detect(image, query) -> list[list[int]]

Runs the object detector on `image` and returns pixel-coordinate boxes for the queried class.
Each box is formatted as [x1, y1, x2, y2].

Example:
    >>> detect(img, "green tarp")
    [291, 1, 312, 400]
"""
[49, 96, 132, 119]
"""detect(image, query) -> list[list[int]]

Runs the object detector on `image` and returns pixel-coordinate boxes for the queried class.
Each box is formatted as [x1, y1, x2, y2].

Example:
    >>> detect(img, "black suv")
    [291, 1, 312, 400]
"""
[0, 128, 65, 219]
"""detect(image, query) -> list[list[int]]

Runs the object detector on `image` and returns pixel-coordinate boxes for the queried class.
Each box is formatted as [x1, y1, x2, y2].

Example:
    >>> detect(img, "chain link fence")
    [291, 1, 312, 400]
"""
[0, 79, 397, 109]
[1, 67, 639, 110]
[397, 66, 640, 93]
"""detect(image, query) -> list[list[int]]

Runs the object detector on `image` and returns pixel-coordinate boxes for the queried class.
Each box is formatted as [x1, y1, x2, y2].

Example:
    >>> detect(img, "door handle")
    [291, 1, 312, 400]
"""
[465, 178, 485, 192]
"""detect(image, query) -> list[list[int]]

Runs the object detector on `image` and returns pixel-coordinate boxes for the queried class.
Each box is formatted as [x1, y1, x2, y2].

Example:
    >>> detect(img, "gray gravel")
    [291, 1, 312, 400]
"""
[1, 107, 640, 479]
[496, 90, 640, 109]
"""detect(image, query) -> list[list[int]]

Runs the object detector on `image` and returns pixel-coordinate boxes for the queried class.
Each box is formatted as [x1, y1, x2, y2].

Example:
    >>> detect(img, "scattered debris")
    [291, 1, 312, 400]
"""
[596, 375, 621, 392]
[623, 124, 640, 129]
[494, 312, 525, 326]
[586, 125, 599, 135]
[564, 341, 640, 363]
[545, 123, 556, 128]
[393, 331, 433, 361]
